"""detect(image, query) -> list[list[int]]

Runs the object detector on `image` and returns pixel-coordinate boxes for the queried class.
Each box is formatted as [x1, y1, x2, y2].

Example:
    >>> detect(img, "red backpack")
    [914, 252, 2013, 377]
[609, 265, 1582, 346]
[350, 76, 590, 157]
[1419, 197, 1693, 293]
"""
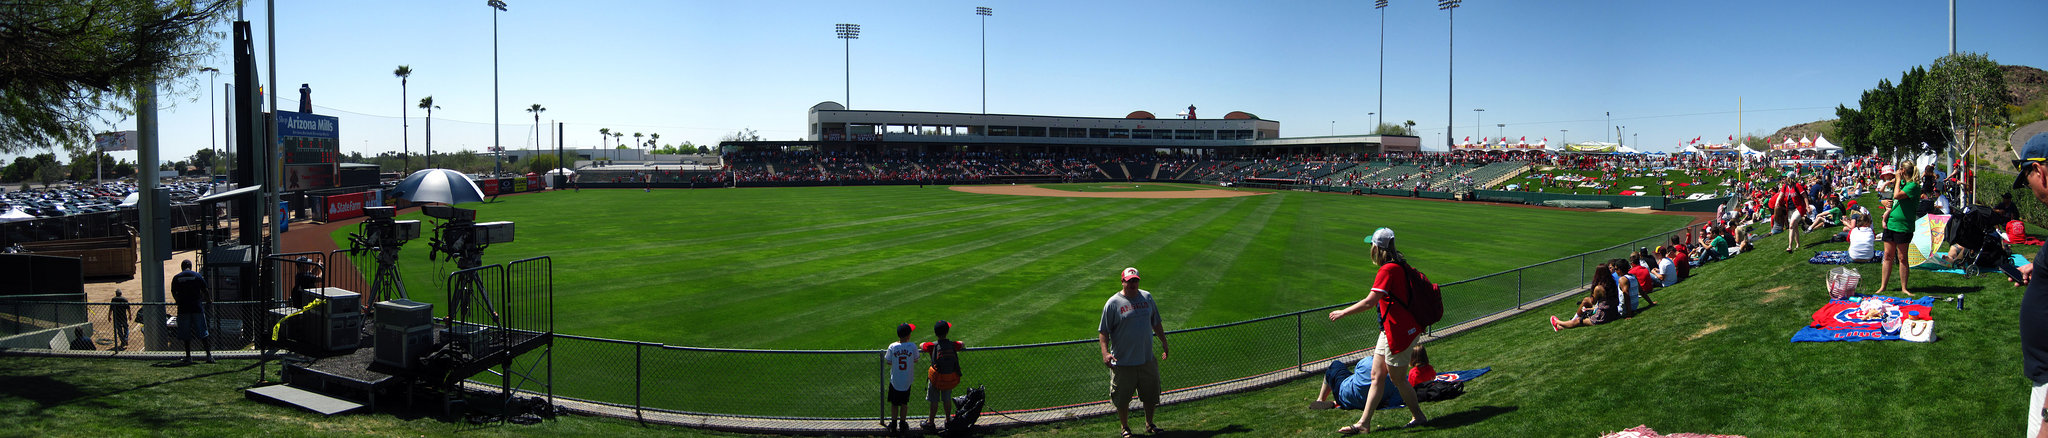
[1386, 262, 1444, 328]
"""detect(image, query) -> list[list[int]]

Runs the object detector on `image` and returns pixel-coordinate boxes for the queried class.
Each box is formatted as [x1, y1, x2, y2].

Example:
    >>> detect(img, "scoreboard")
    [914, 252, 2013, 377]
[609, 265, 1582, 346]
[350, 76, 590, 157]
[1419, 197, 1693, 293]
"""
[278, 110, 340, 191]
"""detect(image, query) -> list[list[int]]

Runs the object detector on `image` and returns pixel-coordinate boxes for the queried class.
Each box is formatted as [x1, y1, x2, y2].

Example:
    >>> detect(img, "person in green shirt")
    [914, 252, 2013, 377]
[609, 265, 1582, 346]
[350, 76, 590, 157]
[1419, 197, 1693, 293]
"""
[1877, 164, 1923, 295]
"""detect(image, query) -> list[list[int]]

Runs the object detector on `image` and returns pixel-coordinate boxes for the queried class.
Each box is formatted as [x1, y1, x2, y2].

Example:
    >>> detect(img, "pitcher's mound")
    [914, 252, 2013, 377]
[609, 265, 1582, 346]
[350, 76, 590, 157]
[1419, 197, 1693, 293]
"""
[950, 184, 1266, 199]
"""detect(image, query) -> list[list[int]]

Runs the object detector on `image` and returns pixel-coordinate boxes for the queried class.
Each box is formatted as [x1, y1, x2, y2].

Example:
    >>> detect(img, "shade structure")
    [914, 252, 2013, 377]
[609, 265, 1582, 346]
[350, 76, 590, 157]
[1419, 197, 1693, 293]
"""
[543, 168, 575, 176]
[395, 168, 486, 205]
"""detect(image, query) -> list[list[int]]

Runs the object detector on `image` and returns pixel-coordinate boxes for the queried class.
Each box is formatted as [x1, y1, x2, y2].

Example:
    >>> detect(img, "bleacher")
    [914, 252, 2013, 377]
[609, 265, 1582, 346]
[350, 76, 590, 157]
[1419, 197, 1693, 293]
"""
[1465, 161, 1531, 189]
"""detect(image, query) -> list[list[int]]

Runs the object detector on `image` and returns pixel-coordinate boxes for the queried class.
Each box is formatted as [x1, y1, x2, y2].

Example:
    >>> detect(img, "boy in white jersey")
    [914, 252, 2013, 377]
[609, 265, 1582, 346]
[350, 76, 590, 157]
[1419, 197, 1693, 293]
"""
[882, 323, 920, 434]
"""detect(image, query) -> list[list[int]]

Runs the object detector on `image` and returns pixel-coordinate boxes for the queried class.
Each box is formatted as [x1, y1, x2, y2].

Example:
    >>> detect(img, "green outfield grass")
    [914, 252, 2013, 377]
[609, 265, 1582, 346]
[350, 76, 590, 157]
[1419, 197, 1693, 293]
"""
[333, 185, 1692, 350]
[1034, 183, 1203, 192]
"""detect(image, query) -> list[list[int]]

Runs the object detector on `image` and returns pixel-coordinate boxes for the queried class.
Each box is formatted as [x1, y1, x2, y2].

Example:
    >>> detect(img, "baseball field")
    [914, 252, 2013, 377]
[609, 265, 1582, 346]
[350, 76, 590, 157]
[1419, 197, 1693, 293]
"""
[331, 183, 1693, 350]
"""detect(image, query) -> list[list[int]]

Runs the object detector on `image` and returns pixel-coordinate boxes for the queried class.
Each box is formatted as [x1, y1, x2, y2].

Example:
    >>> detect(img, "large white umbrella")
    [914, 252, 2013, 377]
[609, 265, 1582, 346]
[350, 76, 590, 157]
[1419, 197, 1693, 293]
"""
[395, 168, 486, 204]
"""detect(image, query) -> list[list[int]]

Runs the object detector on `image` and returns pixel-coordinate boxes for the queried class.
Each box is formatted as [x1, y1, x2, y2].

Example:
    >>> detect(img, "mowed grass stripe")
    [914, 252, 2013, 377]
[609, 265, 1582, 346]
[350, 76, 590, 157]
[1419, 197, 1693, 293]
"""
[576, 198, 1165, 346]
[548, 196, 1080, 300]
[964, 197, 1256, 343]
[726, 198, 1215, 348]
[540, 195, 1039, 260]
[1152, 192, 1286, 329]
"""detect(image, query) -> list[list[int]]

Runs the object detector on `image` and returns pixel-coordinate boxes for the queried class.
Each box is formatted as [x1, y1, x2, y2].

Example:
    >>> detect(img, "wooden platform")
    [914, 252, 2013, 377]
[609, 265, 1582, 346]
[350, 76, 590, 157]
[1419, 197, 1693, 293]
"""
[246, 384, 363, 416]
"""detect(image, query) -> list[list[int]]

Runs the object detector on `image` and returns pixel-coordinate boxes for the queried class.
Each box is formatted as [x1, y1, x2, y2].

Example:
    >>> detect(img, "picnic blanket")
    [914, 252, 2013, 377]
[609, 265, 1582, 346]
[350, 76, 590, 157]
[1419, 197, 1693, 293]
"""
[1807, 250, 1881, 265]
[1910, 252, 2030, 275]
[1601, 425, 1747, 438]
[1790, 295, 1935, 343]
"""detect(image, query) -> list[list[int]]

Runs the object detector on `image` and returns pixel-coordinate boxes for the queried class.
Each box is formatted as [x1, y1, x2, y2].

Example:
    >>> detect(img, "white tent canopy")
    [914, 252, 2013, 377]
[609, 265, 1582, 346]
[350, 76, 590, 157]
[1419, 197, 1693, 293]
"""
[1813, 134, 1843, 151]
[1737, 144, 1766, 156]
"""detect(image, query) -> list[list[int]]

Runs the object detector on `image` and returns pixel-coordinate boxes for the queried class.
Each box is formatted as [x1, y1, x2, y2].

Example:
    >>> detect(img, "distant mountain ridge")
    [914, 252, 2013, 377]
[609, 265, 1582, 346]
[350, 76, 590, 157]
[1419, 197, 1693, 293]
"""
[1764, 64, 2047, 158]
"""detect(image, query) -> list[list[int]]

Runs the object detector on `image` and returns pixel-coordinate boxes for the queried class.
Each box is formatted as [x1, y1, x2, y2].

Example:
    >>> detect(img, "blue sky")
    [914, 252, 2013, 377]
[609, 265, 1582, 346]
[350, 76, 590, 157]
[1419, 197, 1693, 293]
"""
[44, 0, 2048, 164]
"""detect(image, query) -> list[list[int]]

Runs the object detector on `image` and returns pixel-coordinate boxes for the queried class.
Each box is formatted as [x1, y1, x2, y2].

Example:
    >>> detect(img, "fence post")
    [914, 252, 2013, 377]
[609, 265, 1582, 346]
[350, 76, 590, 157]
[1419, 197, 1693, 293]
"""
[1294, 313, 1304, 373]
[634, 342, 643, 424]
[1516, 269, 1524, 308]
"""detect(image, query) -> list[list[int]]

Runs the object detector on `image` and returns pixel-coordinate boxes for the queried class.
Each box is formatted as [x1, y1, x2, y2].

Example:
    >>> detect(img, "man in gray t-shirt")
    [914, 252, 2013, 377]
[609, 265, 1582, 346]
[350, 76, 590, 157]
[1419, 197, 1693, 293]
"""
[1098, 267, 1168, 436]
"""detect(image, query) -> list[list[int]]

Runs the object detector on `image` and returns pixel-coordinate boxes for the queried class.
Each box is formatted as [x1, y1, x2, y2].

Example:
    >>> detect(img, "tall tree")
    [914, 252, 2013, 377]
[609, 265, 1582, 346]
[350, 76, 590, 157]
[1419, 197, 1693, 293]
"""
[526, 104, 546, 151]
[418, 96, 439, 168]
[599, 128, 612, 149]
[633, 132, 644, 154]
[647, 133, 660, 151]
[0, 0, 237, 153]
[1923, 52, 2010, 159]
[394, 65, 412, 172]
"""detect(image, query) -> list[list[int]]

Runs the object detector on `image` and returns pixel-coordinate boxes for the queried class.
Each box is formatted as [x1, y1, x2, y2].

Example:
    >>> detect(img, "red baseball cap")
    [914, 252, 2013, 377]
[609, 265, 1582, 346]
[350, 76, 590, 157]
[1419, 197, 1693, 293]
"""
[1121, 267, 1141, 282]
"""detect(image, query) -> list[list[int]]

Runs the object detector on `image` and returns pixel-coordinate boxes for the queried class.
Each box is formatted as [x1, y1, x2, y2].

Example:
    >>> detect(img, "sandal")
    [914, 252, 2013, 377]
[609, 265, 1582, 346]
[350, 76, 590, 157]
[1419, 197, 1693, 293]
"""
[1338, 424, 1367, 435]
[1146, 424, 1163, 435]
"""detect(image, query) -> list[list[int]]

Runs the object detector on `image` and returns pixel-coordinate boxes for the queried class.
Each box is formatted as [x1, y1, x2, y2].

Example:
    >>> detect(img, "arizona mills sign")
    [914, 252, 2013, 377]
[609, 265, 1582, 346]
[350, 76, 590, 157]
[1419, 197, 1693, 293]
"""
[277, 111, 338, 139]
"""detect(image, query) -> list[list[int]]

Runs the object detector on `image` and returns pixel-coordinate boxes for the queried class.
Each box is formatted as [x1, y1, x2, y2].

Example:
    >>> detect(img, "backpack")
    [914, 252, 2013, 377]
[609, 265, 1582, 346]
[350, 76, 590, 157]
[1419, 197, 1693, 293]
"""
[1386, 262, 1444, 328]
[942, 385, 986, 438]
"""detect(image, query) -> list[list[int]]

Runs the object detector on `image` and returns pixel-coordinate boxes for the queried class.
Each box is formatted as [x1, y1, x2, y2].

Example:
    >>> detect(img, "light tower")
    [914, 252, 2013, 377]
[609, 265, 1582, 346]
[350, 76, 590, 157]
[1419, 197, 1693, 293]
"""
[836, 23, 861, 109]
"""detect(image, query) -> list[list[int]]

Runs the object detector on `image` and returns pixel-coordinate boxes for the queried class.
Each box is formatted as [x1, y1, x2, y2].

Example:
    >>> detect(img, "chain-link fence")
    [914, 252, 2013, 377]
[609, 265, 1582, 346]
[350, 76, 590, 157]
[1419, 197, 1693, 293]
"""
[2, 220, 1716, 423]
[0, 300, 276, 353]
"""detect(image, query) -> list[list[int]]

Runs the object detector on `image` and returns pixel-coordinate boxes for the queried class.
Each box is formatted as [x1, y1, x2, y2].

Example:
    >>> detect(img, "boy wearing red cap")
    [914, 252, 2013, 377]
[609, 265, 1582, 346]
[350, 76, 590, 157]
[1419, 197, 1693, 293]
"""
[919, 321, 966, 432]
[882, 323, 920, 434]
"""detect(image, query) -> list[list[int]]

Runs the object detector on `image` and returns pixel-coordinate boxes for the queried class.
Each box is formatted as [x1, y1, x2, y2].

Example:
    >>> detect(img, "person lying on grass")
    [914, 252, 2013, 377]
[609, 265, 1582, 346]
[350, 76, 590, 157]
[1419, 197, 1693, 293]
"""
[1309, 346, 1437, 410]
[1553, 265, 1621, 331]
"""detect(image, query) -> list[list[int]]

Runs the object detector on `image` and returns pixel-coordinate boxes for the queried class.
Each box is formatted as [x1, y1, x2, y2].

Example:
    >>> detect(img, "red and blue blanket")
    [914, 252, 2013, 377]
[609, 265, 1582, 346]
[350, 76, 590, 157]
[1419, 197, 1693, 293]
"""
[1790, 295, 1935, 343]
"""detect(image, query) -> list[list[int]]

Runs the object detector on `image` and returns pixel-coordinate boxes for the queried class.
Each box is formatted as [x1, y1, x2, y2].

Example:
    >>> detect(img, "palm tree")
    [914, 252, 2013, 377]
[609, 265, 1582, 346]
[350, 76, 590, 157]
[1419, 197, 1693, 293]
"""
[633, 133, 644, 157]
[525, 104, 546, 151]
[394, 65, 412, 173]
[648, 133, 660, 153]
[418, 96, 439, 168]
[598, 128, 611, 160]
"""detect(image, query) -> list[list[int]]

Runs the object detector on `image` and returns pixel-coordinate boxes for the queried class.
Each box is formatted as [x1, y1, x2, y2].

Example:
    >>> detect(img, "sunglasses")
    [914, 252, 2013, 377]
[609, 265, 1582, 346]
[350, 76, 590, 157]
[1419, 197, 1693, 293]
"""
[2018, 160, 2047, 189]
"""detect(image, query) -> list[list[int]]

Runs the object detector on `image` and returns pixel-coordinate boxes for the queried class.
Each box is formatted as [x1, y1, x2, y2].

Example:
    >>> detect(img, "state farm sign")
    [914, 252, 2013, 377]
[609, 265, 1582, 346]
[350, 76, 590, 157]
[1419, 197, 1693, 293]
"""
[325, 191, 368, 221]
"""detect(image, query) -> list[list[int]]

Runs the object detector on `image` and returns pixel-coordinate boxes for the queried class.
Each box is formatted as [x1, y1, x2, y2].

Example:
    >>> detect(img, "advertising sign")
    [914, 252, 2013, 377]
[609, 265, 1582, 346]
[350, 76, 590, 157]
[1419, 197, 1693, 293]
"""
[480, 179, 500, 196]
[284, 163, 335, 192]
[277, 111, 340, 191]
[498, 179, 514, 195]
[95, 131, 138, 151]
[325, 192, 368, 221]
[513, 177, 527, 192]
[527, 175, 541, 191]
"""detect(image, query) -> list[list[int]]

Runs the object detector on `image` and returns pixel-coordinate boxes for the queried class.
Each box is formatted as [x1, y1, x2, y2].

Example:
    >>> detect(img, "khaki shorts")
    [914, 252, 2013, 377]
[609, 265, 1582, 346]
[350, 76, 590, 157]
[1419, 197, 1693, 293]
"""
[1372, 331, 1415, 369]
[1108, 360, 1161, 410]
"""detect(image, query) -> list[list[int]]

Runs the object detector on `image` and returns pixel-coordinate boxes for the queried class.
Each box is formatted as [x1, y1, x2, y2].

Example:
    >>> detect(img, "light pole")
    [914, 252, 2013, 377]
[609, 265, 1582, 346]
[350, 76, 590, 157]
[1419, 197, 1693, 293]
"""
[1440, 0, 1461, 149]
[488, 0, 507, 177]
[1497, 123, 1504, 140]
[1376, 0, 1387, 138]
[1561, 129, 1568, 146]
[1618, 125, 1626, 146]
[836, 23, 860, 109]
[1605, 111, 1611, 143]
[1368, 112, 1377, 133]
[976, 7, 991, 114]
[1473, 108, 1484, 145]
[200, 67, 218, 180]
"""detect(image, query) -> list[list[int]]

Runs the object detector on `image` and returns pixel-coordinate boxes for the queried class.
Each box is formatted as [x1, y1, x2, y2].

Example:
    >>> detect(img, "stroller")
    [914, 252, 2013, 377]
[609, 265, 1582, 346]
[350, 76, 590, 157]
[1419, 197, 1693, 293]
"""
[1944, 205, 2025, 283]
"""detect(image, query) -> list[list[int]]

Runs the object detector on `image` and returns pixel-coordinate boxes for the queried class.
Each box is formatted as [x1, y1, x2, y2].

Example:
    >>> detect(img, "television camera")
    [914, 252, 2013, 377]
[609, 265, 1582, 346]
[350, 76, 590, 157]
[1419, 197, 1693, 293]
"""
[347, 206, 420, 302]
[422, 205, 514, 324]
